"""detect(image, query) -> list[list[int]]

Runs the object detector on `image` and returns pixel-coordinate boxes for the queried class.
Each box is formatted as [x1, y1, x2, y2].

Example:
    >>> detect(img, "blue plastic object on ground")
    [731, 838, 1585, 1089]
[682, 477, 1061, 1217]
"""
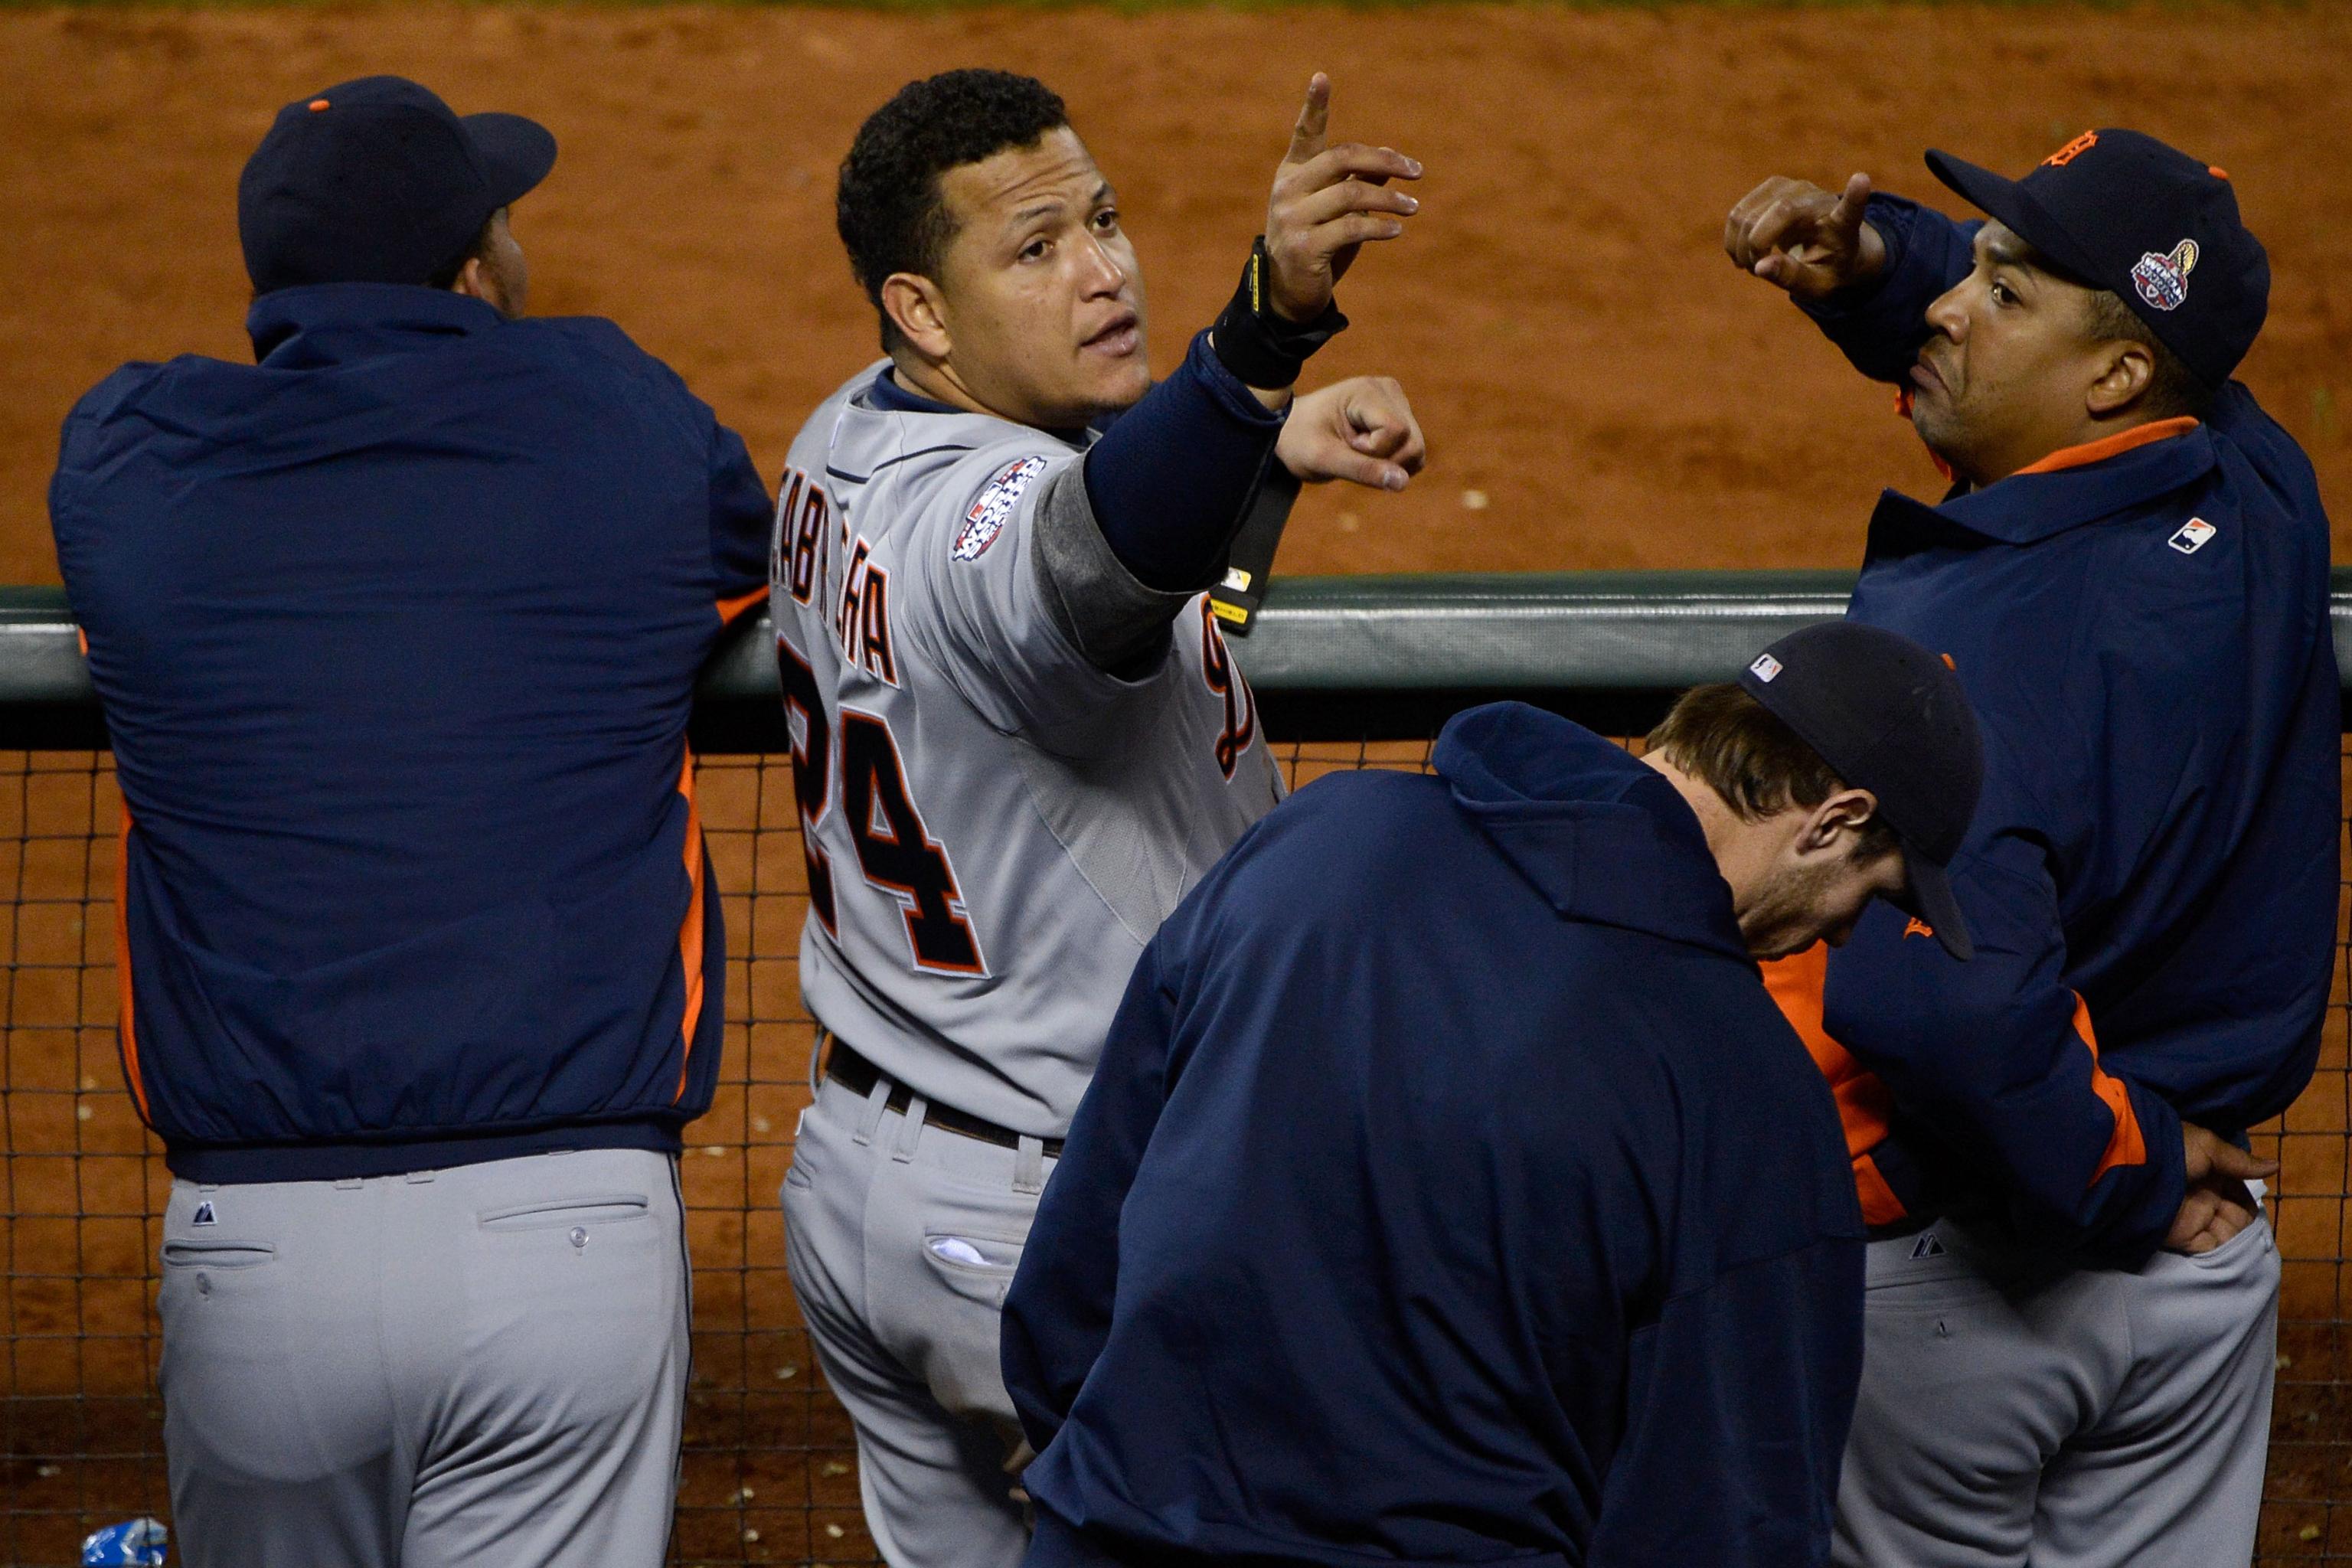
[81, 1517, 168, 1566]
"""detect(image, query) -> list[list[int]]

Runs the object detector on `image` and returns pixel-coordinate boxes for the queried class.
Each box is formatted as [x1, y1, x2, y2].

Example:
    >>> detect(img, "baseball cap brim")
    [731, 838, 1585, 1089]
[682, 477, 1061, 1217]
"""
[463, 112, 557, 209]
[1895, 841, 1974, 962]
[1924, 149, 2107, 291]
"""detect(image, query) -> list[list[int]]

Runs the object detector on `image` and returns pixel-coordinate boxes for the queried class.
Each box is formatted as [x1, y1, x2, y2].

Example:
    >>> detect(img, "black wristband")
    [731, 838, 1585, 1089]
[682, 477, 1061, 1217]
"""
[1209, 236, 1348, 390]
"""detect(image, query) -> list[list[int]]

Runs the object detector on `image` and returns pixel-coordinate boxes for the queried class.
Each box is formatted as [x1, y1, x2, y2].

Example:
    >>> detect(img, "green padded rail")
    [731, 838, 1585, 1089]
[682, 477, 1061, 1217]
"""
[8, 570, 2352, 749]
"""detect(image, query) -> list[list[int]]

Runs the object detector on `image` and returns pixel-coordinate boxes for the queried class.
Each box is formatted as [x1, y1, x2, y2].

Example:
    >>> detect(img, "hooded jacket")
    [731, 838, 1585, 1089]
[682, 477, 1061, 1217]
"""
[1003, 703, 1865, 1568]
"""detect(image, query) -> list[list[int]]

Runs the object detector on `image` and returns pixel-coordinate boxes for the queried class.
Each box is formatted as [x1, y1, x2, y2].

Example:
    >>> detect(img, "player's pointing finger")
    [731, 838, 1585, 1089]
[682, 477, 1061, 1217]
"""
[1828, 172, 1873, 237]
[1286, 73, 1333, 165]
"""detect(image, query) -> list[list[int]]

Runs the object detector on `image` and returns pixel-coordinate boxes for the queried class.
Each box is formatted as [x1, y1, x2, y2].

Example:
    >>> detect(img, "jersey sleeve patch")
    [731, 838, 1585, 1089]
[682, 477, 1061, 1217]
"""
[954, 455, 1050, 563]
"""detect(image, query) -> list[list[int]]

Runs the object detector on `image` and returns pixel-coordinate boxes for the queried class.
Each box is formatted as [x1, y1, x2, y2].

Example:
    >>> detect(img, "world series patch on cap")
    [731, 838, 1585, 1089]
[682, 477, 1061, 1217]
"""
[1922, 128, 2268, 389]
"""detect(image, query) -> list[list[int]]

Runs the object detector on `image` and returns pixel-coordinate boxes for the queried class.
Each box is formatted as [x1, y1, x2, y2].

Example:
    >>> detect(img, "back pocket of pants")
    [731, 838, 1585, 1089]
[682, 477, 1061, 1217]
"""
[2186, 1215, 2272, 1269]
[478, 1194, 652, 1232]
[923, 1233, 1027, 1308]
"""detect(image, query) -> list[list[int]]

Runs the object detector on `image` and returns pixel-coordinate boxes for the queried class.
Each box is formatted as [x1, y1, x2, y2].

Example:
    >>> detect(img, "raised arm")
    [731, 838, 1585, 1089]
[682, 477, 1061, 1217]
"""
[1725, 173, 1978, 385]
[1041, 75, 1426, 666]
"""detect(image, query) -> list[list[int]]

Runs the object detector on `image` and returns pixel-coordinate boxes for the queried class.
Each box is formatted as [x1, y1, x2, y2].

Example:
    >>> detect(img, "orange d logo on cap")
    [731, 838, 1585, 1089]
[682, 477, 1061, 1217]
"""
[2043, 130, 2099, 168]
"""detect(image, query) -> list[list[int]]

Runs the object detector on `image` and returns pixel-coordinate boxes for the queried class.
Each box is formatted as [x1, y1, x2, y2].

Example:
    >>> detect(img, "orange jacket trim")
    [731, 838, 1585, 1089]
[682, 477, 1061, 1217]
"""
[2074, 991, 2148, 1181]
[674, 749, 707, 1102]
[2014, 417, 2200, 477]
[717, 589, 766, 625]
[1762, 944, 1906, 1223]
[1891, 388, 1958, 483]
[115, 802, 152, 1123]
[1853, 1153, 1907, 1229]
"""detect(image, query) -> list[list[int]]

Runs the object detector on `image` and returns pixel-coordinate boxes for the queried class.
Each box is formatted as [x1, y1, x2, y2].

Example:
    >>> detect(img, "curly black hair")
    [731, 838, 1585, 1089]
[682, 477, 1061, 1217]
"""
[837, 70, 1070, 353]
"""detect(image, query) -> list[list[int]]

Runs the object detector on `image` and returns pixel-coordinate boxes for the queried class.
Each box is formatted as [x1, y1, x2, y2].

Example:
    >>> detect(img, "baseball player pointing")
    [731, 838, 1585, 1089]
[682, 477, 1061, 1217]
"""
[776, 70, 1423, 1568]
[1727, 132, 2336, 1565]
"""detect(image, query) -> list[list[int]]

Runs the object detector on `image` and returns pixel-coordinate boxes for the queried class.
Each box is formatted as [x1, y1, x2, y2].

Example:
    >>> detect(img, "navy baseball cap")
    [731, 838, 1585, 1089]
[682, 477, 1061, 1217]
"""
[1924, 129, 2267, 389]
[238, 76, 557, 296]
[1737, 622, 1984, 960]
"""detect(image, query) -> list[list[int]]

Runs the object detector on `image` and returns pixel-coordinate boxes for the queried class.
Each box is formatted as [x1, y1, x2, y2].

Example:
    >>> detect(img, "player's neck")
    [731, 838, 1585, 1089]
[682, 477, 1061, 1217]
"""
[889, 356, 1001, 423]
[1949, 407, 2195, 490]
[1639, 753, 1782, 924]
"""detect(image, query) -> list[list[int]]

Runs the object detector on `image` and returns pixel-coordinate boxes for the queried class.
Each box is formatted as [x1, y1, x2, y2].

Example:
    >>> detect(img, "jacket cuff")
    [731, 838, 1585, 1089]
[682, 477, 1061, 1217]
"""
[1795, 194, 1945, 384]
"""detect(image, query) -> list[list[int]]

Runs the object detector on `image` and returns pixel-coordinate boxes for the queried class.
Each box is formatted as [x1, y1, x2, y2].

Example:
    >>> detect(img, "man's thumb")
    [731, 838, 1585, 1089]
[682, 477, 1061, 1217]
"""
[1833, 171, 1873, 228]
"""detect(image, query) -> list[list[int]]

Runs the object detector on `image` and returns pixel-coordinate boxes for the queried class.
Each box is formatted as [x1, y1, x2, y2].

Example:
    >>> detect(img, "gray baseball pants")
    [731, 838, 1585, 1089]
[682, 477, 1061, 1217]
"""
[1833, 1208, 2279, 1568]
[782, 1072, 1054, 1568]
[157, 1147, 691, 1568]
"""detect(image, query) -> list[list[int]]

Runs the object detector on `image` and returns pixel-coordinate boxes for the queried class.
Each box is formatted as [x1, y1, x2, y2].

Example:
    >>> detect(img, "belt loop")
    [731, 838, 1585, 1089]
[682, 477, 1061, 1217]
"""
[1014, 1135, 1046, 1196]
[893, 1096, 929, 1164]
[808, 1027, 830, 1099]
[853, 1075, 891, 1146]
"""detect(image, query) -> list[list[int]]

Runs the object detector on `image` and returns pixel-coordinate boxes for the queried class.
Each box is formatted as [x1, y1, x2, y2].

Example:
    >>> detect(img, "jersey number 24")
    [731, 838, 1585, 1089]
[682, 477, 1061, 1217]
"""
[775, 639, 986, 976]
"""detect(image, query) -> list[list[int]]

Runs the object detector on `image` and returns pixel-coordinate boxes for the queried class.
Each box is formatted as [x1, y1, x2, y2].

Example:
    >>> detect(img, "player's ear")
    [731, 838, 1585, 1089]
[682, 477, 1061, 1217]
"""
[451, 255, 491, 302]
[1805, 788, 1879, 854]
[881, 273, 954, 364]
[2086, 338, 2156, 417]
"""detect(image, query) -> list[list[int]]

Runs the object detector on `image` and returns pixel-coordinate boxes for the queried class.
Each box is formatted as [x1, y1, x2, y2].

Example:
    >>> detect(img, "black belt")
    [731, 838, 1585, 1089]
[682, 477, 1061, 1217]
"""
[821, 1034, 1064, 1159]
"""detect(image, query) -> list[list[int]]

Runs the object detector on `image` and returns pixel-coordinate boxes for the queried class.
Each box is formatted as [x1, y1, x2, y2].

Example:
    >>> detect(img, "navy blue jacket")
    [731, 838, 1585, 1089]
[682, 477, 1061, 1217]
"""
[50, 284, 773, 1182]
[1776, 198, 2339, 1263]
[1004, 704, 1864, 1568]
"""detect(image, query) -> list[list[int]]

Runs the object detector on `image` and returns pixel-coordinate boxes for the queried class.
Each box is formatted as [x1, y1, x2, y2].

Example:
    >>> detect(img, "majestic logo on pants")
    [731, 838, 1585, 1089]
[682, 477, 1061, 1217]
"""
[2132, 239, 2199, 312]
[191, 1201, 217, 1227]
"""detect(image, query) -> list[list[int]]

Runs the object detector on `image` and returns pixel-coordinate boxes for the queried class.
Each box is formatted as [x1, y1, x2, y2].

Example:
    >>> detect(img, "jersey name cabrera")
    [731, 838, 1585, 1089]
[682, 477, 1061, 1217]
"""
[769, 364, 1283, 1137]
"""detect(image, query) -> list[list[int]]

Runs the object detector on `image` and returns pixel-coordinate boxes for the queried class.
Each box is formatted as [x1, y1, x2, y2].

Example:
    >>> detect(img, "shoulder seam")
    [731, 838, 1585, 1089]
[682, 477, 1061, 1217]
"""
[825, 443, 977, 485]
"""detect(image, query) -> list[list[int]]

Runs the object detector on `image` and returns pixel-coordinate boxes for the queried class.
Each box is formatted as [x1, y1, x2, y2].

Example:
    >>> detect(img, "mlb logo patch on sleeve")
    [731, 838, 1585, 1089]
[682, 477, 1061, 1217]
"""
[2168, 517, 2216, 555]
[955, 456, 1050, 562]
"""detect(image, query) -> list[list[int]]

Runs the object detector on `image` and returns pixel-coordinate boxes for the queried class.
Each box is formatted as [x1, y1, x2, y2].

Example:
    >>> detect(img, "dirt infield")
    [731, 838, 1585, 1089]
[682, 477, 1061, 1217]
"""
[3, 2, 2350, 586]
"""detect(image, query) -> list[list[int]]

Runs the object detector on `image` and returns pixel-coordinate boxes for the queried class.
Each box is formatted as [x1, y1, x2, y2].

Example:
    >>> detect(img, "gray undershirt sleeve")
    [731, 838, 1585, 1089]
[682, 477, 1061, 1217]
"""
[1031, 462, 1201, 672]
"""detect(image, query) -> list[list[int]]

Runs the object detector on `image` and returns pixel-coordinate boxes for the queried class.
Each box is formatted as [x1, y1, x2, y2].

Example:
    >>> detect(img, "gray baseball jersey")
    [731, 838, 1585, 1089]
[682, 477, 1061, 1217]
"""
[770, 363, 1283, 1137]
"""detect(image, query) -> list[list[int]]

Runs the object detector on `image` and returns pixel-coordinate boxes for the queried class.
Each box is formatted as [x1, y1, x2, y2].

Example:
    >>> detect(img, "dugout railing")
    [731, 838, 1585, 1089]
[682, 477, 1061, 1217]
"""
[2, 571, 2347, 1566]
